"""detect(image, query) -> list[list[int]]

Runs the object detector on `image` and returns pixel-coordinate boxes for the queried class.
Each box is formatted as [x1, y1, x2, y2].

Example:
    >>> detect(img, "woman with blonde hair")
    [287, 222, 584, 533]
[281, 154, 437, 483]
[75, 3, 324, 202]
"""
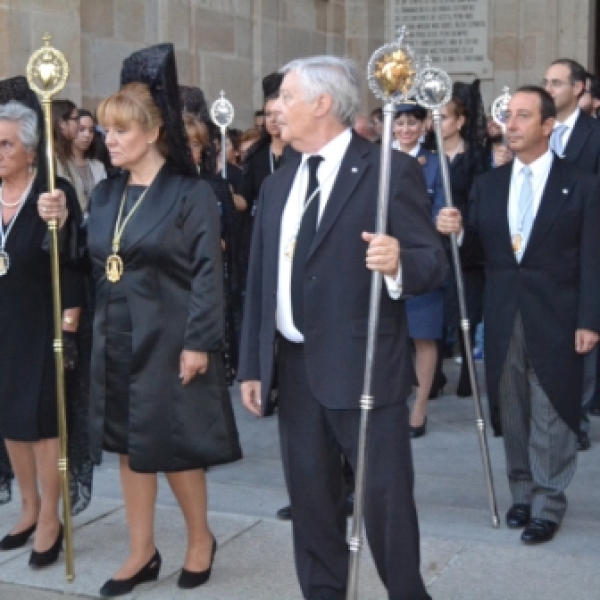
[40, 44, 241, 597]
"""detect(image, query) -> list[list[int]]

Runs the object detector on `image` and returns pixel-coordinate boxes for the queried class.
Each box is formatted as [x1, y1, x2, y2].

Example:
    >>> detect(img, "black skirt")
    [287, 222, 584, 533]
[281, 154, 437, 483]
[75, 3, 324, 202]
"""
[102, 287, 132, 455]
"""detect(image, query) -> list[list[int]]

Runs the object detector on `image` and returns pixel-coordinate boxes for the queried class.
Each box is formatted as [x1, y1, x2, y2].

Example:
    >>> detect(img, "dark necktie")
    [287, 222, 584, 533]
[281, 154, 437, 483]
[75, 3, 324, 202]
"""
[291, 155, 323, 333]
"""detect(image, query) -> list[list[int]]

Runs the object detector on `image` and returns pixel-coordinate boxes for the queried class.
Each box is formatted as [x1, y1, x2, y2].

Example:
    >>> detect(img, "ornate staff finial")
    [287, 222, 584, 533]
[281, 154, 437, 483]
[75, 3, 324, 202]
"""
[26, 33, 69, 99]
[367, 26, 418, 104]
[210, 89, 234, 131]
[415, 64, 453, 110]
[491, 86, 511, 129]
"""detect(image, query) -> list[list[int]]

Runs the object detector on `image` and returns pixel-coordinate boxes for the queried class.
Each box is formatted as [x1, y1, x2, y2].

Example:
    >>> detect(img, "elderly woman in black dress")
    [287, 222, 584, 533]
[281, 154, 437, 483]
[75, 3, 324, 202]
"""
[40, 45, 241, 598]
[0, 78, 82, 567]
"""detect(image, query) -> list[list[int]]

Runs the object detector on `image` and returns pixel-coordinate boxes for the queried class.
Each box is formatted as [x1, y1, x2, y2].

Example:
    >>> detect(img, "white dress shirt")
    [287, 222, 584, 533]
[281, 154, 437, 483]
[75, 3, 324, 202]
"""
[276, 128, 402, 342]
[456, 150, 553, 248]
[508, 150, 554, 231]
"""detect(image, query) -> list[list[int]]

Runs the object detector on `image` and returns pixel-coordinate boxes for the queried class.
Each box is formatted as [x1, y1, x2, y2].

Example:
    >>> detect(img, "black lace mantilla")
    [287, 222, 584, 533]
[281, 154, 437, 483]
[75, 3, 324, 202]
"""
[453, 79, 487, 148]
[0, 76, 47, 185]
[120, 44, 197, 178]
[179, 85, 210, 122]
[262, 72, 283, 102]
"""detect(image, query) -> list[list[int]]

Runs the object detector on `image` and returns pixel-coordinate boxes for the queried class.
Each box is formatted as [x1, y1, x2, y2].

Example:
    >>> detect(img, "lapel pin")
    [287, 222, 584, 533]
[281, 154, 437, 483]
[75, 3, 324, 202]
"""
[562, 188, 568, 194]
[351, 167, 358, 173]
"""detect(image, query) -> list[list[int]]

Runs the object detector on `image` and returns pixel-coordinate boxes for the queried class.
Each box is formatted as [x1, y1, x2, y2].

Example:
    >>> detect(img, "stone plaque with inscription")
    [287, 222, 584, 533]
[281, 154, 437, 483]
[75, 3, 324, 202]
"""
[393, 0, 493, 78]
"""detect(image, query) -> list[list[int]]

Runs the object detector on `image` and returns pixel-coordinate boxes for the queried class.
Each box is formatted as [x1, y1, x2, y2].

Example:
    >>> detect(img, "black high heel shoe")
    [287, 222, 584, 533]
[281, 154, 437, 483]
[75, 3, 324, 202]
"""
[29, 524, 62, 568]
[429, 372, 448, 399]
[177, 537, 217, 589]
[99, 549, 162, 598]
[0, 522, 37, 551]
[409, 417, 427, 439]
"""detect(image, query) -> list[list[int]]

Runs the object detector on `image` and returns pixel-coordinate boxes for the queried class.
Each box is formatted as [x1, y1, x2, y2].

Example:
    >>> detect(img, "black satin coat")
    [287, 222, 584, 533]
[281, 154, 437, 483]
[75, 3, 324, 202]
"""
[87, 165, 241, 472]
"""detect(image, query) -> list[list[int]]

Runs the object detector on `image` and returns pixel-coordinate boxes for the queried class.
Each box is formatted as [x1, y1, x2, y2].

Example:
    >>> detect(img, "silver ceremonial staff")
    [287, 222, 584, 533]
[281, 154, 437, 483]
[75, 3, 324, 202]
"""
[491, 86, 511, 146]
[415, 61, 500, 529]
[346, 27, 419, 600]
[210, 90, 234, 180]
[26, 33, 76, 581]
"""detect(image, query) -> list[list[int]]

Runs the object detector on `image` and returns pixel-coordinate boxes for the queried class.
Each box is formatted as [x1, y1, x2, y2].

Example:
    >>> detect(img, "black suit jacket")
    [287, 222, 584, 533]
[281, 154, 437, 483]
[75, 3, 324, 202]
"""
[562, 111, 600, 174]
[462, 157, 600, 433]
[237, 132, 448, 413]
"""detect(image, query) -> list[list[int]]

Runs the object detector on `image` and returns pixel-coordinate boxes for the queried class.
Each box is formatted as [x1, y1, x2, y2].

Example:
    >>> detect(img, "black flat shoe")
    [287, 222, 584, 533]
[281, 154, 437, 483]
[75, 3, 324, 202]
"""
[506, 504, 531, 529]
[521, 518, 559, 544]
[409, 417, 427, 439]
[577, 431, 591, 451]
[277, 505, 292, 520]
[29, 524, 62, 568]
[0, 523, 37, 551]
[99, 549, 161, 598]
[177, 537, 217, 589]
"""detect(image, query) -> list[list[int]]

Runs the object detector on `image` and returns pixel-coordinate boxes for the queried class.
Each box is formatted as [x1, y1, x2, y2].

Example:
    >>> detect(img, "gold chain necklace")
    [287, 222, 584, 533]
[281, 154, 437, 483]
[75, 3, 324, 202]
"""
[106, 184, 151, 282]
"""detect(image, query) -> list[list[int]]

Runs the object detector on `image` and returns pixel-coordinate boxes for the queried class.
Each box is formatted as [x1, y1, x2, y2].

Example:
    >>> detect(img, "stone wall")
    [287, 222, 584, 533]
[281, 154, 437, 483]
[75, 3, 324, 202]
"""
[488, 0, 596, 104]
[0, 0, 82, 102]
[79, 0, 384, 127]
[0, 0, 597, 127]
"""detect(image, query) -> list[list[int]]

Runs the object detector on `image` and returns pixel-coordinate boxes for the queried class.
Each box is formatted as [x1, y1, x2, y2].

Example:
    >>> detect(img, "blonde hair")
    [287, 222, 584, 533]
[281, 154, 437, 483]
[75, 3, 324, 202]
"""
[97, 82, 168, 157]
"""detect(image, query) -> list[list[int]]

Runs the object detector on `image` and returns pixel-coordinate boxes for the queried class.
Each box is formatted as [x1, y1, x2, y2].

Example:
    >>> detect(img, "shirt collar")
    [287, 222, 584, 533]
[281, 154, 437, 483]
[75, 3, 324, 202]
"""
[556, 107, 580, 130]
[513, 149, 553, 179]
[301, 128, 353, 167]
[408, 143, 421, 158]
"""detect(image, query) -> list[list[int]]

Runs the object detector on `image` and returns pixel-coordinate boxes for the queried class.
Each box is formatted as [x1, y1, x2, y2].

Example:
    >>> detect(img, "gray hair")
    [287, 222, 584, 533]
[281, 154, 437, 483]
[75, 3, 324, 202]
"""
[280, 56, 361, 127]
[0, 100, 39, 152]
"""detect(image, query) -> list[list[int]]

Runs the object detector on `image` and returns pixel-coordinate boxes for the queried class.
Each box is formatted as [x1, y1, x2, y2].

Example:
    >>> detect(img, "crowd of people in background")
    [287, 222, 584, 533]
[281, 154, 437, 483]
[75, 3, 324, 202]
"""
[1, 42, 600, 599]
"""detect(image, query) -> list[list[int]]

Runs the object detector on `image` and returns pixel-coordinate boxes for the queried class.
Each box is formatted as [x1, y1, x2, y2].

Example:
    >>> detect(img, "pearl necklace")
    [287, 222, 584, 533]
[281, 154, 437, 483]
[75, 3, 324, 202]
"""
[0, 172, 36, 208]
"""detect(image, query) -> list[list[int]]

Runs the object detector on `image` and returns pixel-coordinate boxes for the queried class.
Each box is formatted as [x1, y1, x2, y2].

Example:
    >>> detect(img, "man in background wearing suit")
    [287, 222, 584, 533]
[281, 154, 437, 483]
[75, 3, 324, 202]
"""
[438, 86, 600, 544]
[543, 58, 600, 451]
[238, 56, 446, 600]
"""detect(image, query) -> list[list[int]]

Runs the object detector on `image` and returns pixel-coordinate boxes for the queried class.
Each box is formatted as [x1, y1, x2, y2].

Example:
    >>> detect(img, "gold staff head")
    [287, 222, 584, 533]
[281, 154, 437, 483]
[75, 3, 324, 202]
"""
[367, 26, 418, 103]
[26, 33, 69, 100]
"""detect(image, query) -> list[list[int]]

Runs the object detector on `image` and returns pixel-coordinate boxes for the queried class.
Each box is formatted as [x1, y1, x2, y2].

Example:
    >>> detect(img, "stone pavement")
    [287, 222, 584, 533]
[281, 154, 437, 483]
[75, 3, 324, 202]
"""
[1, 360, 599, 599]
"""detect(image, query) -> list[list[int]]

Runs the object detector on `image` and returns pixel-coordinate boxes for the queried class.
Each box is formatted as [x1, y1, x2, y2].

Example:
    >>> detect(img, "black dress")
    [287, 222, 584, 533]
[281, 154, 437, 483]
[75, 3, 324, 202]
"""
[238, 140, 283, 287]
[201, 174, 241, 386]
[101, 186, 144, 454]
[0, 178, 82, 441]
[0, 177, 93, 514]
[87, 167, 242, 472]
[440, 145, 487, 396]
[442, 145, 487, 329]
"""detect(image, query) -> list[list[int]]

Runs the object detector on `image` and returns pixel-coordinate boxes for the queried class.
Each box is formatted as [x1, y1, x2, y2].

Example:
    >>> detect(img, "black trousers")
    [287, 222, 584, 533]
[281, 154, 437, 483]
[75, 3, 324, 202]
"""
[277, 337, 430, 600]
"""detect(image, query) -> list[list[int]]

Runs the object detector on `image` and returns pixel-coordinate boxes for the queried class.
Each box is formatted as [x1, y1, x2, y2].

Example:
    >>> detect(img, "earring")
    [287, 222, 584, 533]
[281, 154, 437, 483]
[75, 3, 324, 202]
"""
[28, 164, 33, 174]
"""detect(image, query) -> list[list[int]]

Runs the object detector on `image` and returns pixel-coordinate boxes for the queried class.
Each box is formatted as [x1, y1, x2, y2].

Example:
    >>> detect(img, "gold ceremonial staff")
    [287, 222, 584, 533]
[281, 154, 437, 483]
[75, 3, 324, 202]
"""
[26, 33, 75, 582]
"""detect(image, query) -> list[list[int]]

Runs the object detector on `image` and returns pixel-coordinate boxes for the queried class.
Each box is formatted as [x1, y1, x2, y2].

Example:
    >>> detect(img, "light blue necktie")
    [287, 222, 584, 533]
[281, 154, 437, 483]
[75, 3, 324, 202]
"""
[516, 165, 534, 260]
[550, 124, 568, 156]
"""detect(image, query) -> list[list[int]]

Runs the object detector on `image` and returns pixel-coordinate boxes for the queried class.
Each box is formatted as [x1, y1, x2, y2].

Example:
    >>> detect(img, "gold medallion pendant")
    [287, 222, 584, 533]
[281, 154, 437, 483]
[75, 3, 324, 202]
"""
[511, 234, 522, 254]
[106, 253, 124, 282]
[284, 237, 297, 261]
[0, 251, 9, 276]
